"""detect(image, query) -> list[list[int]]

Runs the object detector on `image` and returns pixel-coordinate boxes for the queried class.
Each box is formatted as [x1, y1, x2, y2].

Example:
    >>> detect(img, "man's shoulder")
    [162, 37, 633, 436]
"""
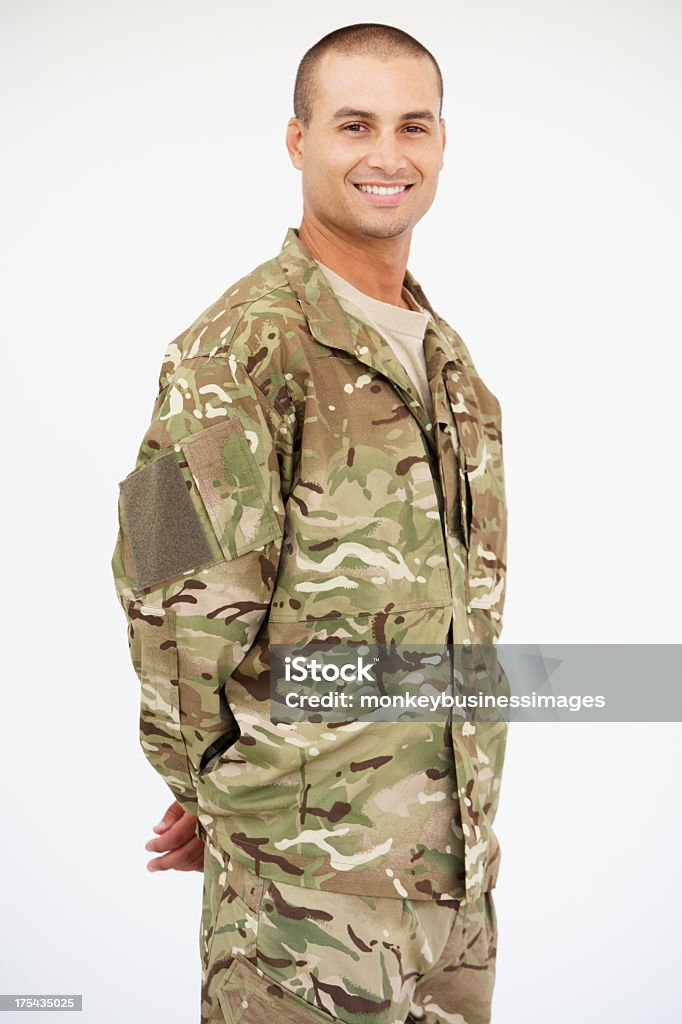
[157, 248, 308, 388]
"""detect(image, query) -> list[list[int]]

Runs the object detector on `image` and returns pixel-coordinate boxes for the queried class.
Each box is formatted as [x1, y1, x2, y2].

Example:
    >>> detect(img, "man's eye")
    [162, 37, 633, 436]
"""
[342, 123, 367, 133]
[404, 125, 426, 133]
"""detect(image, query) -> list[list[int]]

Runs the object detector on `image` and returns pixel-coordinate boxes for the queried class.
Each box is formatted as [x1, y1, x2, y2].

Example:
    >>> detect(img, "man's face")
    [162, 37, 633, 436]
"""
[287, 52, 446, 241]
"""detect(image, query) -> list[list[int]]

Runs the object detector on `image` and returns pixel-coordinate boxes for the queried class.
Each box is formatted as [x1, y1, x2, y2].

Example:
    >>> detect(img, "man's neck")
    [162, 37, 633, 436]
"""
[297, 217, 413, 310]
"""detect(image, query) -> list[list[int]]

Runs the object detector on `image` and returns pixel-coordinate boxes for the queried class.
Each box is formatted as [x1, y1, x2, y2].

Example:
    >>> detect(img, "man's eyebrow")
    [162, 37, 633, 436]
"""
[400, 110, 437, 123]
[330, 108, 376, 121]
[330, 107, 437, 123]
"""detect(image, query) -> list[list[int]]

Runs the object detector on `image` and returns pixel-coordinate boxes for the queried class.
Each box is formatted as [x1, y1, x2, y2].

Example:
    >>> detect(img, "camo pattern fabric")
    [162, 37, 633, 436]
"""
[111, 227, 508, 906]
[200, 830, 497, 1024]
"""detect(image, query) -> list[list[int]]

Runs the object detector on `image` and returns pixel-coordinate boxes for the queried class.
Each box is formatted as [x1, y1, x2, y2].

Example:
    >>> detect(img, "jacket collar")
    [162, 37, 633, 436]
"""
[276, 227, 460, 452]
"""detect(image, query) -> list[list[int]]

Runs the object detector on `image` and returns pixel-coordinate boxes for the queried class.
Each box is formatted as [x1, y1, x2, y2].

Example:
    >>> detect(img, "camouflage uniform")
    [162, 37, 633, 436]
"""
[111, 227, 508, 1022]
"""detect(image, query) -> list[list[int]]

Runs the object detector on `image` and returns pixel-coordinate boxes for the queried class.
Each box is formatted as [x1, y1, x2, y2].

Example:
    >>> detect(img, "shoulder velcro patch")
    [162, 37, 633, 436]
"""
[119, 451, 213, 591]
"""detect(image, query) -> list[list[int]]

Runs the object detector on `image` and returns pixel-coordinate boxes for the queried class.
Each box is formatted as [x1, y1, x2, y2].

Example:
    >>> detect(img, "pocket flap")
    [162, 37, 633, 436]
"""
[217, 956, 336, 1022]
[182, 418, 281, 561]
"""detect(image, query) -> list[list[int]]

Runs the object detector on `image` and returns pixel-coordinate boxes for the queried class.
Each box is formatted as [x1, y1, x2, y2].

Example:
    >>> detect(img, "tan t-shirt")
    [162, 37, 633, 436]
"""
[316, 260, 434, 421]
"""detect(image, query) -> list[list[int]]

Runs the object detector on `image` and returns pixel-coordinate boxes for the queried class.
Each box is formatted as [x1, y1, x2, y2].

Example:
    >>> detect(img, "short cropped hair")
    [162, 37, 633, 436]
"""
[294, 23, 443, 127]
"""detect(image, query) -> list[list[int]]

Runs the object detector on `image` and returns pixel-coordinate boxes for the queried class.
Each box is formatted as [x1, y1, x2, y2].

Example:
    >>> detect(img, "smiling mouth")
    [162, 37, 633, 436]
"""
[354, 184, 413, 195]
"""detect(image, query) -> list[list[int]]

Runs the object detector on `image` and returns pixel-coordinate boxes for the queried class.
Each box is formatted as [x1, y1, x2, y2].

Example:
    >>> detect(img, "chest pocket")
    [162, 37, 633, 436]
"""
[268, 350, 452, 624]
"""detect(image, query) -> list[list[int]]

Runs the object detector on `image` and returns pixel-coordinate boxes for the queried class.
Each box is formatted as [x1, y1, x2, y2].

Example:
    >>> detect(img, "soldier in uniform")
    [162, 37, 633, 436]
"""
[111, 22, 508, 1024]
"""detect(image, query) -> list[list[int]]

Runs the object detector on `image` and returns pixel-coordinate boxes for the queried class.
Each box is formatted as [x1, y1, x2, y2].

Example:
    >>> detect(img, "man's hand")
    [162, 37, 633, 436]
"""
[145, 800, 204, 872]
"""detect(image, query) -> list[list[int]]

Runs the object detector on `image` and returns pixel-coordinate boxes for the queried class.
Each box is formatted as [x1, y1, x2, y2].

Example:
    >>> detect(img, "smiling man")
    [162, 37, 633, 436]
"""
[112, 22, 508, 1024]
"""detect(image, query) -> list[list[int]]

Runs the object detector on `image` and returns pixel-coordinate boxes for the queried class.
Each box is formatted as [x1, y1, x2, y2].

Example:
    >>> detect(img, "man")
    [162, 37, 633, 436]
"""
[111, 22, 508, 1024]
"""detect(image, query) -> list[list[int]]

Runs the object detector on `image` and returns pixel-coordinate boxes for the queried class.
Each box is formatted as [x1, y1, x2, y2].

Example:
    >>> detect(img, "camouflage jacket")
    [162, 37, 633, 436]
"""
[111, 227, 508, 903]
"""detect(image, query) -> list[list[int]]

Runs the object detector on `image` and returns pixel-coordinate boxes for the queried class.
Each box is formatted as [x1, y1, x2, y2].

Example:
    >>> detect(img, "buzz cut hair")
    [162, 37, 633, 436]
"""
[294, 23, 443, 127]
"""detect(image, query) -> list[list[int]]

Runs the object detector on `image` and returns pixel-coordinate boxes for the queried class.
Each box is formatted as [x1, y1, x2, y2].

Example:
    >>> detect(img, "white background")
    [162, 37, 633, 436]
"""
[2, 1, 680, 1021]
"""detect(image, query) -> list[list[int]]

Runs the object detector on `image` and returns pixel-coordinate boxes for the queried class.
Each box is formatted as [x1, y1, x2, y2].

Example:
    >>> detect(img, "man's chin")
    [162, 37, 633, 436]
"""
[356, 218, 412, 240]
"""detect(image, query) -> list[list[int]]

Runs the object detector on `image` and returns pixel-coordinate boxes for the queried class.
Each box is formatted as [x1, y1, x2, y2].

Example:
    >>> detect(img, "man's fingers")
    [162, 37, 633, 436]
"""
[145, 812, 198, 854]
[153, 799, 184, 833]
[189, 850, 205, 872]
[146, 837, 205, 872]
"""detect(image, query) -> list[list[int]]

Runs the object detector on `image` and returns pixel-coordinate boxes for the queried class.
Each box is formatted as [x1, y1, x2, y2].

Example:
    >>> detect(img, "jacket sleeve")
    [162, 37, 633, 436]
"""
[110, 350, 293, 815]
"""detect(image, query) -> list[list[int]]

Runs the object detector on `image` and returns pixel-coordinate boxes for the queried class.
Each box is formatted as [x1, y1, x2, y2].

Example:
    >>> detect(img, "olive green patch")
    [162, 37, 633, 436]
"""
[119, 451, 213, 590]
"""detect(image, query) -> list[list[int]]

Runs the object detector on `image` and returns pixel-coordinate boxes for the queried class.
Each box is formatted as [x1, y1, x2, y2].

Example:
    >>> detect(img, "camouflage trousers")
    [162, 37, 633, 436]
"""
[199, 834, 498, 1024]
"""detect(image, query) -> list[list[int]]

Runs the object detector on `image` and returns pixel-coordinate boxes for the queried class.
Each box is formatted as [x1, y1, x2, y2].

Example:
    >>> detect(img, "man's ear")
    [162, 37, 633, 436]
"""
[285, 118, 305, 170]
[440, 118, 447, 164]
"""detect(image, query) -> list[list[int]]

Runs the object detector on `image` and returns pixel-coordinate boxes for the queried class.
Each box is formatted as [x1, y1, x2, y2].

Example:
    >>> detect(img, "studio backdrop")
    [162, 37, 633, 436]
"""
[1, 2, 680, 1022]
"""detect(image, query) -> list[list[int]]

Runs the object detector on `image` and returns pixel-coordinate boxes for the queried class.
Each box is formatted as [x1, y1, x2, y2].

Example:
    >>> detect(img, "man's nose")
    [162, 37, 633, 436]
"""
[365, 131, 408, 176]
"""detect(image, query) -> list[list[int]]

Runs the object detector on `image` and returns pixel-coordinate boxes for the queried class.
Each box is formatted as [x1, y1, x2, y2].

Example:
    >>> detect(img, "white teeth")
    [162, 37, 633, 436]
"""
[357, 184, 408, 195]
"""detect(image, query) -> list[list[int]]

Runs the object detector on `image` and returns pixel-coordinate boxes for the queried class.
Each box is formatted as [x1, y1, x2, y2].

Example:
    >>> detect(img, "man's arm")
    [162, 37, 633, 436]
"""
[111, 347, 291, 817]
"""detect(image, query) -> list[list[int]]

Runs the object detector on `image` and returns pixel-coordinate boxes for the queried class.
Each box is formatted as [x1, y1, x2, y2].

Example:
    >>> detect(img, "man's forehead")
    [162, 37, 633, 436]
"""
[314, 51, 441, 118]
